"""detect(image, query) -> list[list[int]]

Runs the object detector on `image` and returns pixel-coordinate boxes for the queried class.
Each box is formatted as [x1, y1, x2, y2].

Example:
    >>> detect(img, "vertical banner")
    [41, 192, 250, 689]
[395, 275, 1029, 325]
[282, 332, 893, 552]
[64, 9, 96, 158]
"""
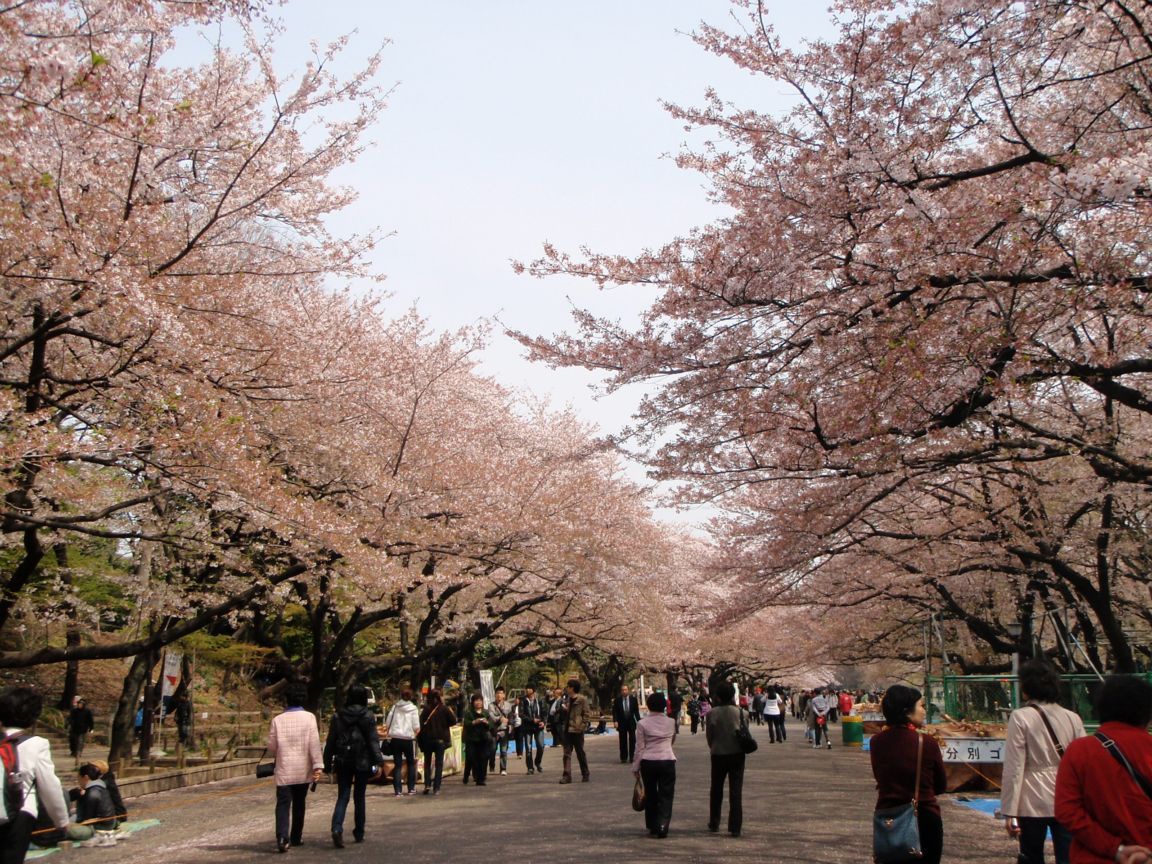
[479, 669, 495, 707]
[160, 651, 183, 699]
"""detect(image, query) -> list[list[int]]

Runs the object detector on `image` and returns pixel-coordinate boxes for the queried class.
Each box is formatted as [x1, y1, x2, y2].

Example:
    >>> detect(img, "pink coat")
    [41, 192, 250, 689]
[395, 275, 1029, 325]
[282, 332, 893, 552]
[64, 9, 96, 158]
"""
[267, 708, 323, 786]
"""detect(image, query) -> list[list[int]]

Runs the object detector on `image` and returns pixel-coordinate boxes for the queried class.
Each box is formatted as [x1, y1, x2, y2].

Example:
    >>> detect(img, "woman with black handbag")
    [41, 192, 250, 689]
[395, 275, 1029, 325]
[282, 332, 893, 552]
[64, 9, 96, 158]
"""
[869, 685, 947, 864]
[705, 681, 750, 837]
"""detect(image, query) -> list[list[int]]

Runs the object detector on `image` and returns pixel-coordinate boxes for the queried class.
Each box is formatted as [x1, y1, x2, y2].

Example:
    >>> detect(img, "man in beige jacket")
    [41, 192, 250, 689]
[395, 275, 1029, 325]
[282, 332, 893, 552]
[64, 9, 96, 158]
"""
[1001, 660, 1086, 864]
[559, 679, 590, 784]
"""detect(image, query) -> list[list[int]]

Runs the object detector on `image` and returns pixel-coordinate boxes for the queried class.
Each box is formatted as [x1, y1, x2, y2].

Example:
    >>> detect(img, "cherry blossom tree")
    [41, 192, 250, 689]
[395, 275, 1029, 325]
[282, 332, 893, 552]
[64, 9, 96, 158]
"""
[515, 0, 1152, 670]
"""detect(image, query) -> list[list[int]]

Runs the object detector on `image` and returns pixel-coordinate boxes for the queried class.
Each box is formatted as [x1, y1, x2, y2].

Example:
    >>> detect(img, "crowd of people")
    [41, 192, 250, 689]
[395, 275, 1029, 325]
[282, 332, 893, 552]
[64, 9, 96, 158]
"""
[3, 666, 1152, 862]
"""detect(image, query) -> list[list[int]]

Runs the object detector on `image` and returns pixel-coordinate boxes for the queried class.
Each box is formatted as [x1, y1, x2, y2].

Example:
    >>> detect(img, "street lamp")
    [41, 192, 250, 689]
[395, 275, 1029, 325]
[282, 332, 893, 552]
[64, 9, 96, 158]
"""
[1006, 623, 1023, 708]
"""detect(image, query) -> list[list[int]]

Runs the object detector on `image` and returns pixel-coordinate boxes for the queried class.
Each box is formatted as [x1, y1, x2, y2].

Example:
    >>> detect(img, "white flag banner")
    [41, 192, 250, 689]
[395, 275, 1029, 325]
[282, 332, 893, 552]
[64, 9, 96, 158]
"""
[479, 669, 495, 707]
[160, 651, 183, 699]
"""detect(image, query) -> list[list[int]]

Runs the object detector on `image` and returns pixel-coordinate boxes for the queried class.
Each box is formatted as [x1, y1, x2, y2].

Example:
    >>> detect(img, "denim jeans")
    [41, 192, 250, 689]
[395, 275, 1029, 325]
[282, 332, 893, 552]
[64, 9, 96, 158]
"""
[392, 738, 417, 793]
[491, 734, 509, 772]
[422, 741, 447, 791]
[522, 726, 544, 769]
[331, 767, 371, 839]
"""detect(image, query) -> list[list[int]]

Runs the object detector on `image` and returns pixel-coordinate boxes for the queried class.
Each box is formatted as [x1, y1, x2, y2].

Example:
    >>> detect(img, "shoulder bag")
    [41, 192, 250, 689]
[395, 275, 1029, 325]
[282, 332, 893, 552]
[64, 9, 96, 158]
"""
[734, 708, 759, 754]
[872, 732, 924, 863]
[1095, 732, 1152, 800]
[255, 747, 275, 779]
[1028, 704, 1066, 757]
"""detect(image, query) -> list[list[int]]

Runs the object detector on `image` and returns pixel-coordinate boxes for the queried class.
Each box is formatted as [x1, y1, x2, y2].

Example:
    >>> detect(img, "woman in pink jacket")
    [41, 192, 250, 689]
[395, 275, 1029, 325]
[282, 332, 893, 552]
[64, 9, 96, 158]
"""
[632, 692, 678, 839]
[267, 683, 323, 853]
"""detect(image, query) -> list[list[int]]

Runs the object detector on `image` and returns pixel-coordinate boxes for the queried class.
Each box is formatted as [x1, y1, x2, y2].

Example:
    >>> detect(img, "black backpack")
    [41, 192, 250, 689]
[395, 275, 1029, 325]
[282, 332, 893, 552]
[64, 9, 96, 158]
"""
[332, 717, 369, 772]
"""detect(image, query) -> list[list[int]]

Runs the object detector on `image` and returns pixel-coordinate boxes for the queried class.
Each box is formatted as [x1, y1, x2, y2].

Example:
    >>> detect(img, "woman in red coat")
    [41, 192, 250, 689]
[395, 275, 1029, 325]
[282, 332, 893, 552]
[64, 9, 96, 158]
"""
[1055, 676, 1152, 864]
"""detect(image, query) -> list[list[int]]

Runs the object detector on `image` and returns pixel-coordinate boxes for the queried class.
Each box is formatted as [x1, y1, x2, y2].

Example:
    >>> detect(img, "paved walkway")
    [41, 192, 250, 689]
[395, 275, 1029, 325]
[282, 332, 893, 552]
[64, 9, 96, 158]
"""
[52, 719, 1021, 863]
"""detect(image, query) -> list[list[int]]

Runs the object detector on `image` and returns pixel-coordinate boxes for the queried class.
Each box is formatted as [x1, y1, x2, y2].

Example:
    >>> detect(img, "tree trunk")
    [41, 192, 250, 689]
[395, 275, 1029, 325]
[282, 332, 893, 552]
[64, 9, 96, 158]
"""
[54, 542, 81, 711]
[108, 652, 150, 772]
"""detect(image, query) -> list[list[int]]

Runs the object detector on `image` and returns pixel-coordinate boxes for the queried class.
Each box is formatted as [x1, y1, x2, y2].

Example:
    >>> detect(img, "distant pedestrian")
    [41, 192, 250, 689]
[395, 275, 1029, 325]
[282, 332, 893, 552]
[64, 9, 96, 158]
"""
[764, 687, 785, 743]
[811, 688, 833, 749]
[462, 694, 491, 786]
[750, 688, 765, 726]
[67, 698, 94, 761]
[838, 689, 855, 720]
[869, 685, 947, 864]
[519, 686, 546, 774]
[486, 687, 513, 775]
[613, 684, 641, 764]
[633, 692, 677, 838]
[1000, 660, 1085, 864]
[267, 682, 323, 853]
[687, 696, 702, 735]
[706, 681, 747, 837]
[173, 693, 193, 747]
[0, 687, 72, 864]
[1055, 675, 1152, 864]
[559, 679, 590, 784]
[323, 684, 384, 847]
[418, 688, 457, 795]
[384, 688, 421, 796]
[547, 687, 565, 748]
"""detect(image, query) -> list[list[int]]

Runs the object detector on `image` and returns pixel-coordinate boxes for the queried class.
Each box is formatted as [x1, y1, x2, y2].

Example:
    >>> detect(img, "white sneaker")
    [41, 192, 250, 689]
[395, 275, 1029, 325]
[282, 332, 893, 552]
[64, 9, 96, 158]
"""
[76, 838, 102, 848]
[500, 770, 507, 775]
[112, 829, 132, 841]
[96, 832, 118, 847]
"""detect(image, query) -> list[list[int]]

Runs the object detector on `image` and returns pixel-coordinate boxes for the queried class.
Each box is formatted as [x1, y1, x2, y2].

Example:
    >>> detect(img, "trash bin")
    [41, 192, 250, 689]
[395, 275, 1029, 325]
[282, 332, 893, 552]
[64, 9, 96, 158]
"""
[842, 715, 864, 747]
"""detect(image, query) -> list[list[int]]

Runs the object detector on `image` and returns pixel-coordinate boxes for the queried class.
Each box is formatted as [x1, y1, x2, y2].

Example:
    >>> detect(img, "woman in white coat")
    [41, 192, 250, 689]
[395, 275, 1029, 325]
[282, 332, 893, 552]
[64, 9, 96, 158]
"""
[1001, 659, 1086, 864]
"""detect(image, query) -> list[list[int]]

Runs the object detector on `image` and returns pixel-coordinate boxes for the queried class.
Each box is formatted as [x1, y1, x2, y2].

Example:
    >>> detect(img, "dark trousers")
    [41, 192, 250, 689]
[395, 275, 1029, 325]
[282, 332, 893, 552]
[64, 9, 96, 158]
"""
[330, 768, 370, 839]
[709, 753, 745, 834]
[68, 732, 86, 758]
[618, 726, 637, 762]
[772, 714, 787, 741]
[392, 738, 417, 792]
[562, 732, 589, 780]
[464, 738, 490, 784]
[1018, 816, 1072, 864]
[0, 811, 34, 864]
[640, 759, 676, 832]
[918, 810, 944, 864]
[422, 741, 447, 791]
[690, 715, 700, 734]
[275, 783, 309, 844]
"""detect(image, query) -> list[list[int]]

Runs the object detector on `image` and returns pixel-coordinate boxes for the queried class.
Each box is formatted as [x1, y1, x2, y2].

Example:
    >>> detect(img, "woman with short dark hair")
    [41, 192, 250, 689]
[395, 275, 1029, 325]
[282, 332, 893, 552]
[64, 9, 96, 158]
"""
[1001, 660, 1085, 864]
[267, 682, 323, 853]
[869, 685, 948, 864]
[633, 692, 677, 838]
[419, 689, 457, 796]
[1055, 676, 1152, 864]
[705, 681, 748, 837]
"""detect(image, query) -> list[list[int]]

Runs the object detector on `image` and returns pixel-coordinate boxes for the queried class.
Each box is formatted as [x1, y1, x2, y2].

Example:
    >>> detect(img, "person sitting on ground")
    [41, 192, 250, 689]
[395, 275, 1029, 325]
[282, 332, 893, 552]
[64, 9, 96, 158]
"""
[69, 763, 120, 847]
[1055, 675, 1152, 864]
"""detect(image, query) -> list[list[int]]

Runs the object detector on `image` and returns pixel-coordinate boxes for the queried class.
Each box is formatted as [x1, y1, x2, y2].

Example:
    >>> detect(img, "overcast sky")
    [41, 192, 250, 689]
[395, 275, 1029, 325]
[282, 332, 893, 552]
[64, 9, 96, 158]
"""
[249, 2, 836, 514]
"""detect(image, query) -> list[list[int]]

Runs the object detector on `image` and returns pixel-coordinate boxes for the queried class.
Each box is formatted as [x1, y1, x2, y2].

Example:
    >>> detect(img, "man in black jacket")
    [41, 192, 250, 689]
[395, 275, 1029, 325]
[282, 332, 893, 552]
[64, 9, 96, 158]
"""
[612, 685, 641, 764]
[519, 686, 547, 774]
[322, 685, 384, 847]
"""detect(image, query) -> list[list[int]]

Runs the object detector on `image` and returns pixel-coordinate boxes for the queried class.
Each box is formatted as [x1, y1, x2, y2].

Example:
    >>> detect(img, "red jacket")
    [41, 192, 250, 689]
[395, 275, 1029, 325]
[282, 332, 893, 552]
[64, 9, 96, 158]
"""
[1054, 722, 1152, 863]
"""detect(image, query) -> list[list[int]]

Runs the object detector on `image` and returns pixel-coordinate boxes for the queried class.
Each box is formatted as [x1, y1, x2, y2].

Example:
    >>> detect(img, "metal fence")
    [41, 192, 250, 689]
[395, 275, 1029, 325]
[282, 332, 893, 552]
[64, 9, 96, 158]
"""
[924, 673, 1152, 724]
